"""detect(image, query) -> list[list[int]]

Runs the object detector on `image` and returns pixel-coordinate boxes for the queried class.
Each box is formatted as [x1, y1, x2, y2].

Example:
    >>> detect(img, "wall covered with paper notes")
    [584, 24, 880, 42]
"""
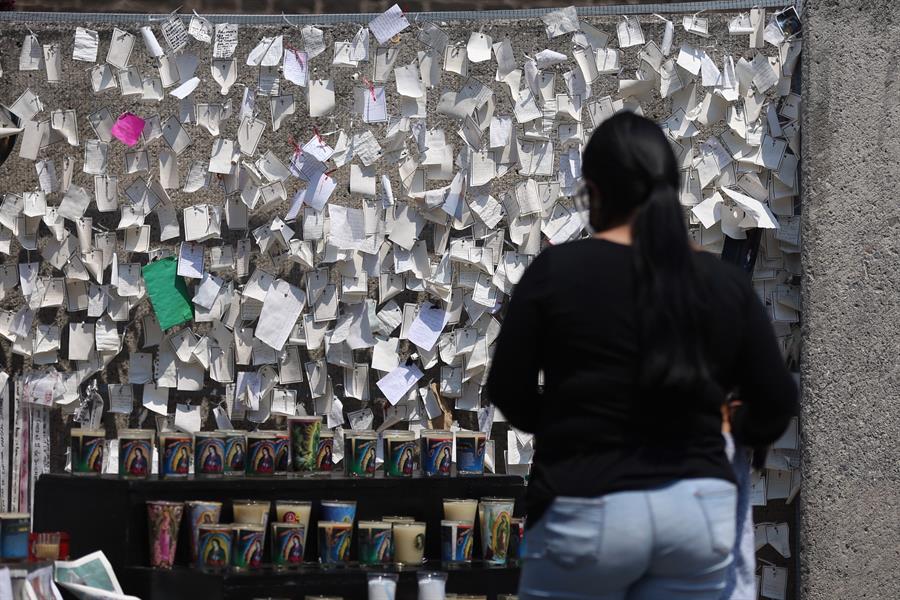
[0, 6, 801, 572]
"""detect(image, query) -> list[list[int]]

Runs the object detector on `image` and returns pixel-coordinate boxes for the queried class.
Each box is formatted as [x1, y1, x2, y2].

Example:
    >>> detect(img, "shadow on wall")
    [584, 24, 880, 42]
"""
[11, 0, 684, 15]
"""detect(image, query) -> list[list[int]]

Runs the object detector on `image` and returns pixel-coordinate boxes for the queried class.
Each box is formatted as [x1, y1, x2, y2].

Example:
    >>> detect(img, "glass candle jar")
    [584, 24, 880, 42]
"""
[270, 522, 305, 568]
[196, 524, 232, 570]
[344, 430, 377, 477]
[194, 432, 226, 477]
[232, 499, 271, 527]
[287, 416, 322, 474]
[158, 432, 192, 478]
[455, 431, 486, 476]
[382, 430, 417, 478]
[231, 524, 265, 570]
[421, 430, 453, 477]
[118, 429, 152, 479]
[70, 429, 105, 475]
[478, 497, 515, 565]
[441, 520, 474, 563]
[317, 521, 353, 565]
[245, 431, 278, 476]
[221, 430, 247, 476]
[274, 431, 289, 474]
[392, 521, 426, 565]
[146, 501, 183, 569]
[319, 500, 356, 524]
[315, 430, 334, 473]
[442, 499, 477, 525]
[357, 520, 393, 565]
[275, 500, 312, 549]
[185, 501, 223, 563]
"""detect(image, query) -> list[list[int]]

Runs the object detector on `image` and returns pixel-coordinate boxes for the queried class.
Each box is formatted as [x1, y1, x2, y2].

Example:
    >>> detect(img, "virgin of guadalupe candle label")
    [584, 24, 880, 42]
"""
[160, 436, 191, 477]
[385, 436, 416, 477]
[246, 435, 277, 475]
[315, 434, 334, 472]
[147, 501, 183, 569]
[318, 523, 352, 563]
[195, 435, 225, 476]
[422, 434, 452, 477]
[232, 527, 264, 569]
[346, 436, 377, 476]
[480, 501, 514, 564]
[274, 433, 289, 473]
[185, 501, 222, 561]
[441, 521, 474, 562]
[71, 432, 105, 474]
[271, 523, 305, 567]
[197, 525, 231, 569]
[119, 437, 151, 477]
[358, 524, 392, 564]
[223, 433, 246, 474]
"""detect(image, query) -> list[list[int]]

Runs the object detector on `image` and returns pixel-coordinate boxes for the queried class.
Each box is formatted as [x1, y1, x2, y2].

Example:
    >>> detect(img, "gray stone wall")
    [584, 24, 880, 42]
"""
[800, 1, 900, 598]
[10, 0, 683, 16]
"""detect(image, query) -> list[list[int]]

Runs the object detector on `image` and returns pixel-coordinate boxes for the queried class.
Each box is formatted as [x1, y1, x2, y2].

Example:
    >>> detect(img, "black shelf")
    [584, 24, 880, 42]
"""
[33, 473, 526, 599]
[123, 563, 520, 600]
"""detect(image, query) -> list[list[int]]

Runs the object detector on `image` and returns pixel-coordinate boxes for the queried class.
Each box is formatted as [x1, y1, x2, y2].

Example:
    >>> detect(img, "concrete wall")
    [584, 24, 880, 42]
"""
[800, 1, 900, 598]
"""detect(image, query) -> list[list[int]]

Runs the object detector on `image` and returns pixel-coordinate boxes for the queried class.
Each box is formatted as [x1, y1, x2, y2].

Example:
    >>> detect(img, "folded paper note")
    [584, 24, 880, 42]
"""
[142, 256, 194, 330]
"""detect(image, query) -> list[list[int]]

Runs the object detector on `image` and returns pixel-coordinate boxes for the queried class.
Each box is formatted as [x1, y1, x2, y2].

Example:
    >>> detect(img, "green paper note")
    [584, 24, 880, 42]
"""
[142, 256, 193, 330]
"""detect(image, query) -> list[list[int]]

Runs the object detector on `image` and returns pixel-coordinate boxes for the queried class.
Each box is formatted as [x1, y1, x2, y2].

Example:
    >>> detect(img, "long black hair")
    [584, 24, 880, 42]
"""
[582, 112, 710, 397]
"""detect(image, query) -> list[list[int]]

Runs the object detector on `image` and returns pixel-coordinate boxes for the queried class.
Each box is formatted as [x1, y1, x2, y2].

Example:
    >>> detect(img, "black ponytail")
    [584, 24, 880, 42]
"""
[582, 112, 709, 400]
[632, 181, 709, 392]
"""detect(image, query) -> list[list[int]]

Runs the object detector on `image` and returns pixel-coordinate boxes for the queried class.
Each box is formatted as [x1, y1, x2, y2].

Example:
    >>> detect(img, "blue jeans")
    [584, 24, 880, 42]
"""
[518, 478, 737, 600]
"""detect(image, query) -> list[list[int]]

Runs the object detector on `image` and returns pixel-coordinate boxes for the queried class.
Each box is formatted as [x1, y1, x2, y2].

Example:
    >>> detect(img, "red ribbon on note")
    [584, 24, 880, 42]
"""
[288, 135, 303, 157]
[284, 42, 305, 67]
[362, 76, 377, 101]
[313, 126, 325, 144]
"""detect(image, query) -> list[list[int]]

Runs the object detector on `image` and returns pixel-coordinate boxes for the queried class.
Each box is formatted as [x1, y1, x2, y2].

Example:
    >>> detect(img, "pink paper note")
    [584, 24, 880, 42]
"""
[110, 112, 146, 146]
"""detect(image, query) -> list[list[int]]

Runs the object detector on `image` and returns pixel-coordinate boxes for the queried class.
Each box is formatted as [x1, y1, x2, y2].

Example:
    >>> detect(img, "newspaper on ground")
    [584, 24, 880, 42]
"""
[53, 552, 139, 600]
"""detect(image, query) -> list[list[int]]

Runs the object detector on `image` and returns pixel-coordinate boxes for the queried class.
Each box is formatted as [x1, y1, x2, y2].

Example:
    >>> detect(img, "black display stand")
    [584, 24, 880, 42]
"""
[122, 564, 520, 600]
[33, 473, 526, 600]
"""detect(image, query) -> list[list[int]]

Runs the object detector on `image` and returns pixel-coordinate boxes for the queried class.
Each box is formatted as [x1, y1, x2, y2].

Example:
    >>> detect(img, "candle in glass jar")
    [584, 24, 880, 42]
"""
[232, 499, 271, 526]
[275, 500, 311, 548]
[455, 431, 486, 476]
[158, 432, 192, 478]
[392, 521, 426, 565]
[421, 430, 453, 477]
[118, 429, 153, 479]
[194, 432, 226, 477]
[382, 430, 417, 477]
[442, 499, 478, 524]
[70, 429, 106, 475]
[357, 520, 392, 565]
[221, 430, 247, 476]
[417, 572, 447, 600]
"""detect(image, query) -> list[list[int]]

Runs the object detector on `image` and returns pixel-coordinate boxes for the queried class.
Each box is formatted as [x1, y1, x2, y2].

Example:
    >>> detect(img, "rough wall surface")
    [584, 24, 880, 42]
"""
[11, 0, 684, 15]
[801, 1, 900, 598]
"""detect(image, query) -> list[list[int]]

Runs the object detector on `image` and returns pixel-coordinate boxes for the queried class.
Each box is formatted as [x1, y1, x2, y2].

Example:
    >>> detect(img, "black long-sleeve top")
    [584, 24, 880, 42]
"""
[486, 238, 798, 525]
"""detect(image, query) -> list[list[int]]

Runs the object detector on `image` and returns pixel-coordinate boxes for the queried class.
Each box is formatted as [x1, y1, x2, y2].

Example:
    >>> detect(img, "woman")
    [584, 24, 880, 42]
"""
[486, 112, 797, 600]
